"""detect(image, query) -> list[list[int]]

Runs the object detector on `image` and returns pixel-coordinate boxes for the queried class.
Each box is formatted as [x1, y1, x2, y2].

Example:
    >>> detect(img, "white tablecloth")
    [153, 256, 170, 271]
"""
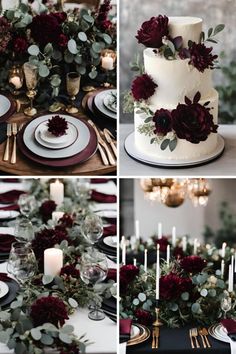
[0, 179, 117, 354]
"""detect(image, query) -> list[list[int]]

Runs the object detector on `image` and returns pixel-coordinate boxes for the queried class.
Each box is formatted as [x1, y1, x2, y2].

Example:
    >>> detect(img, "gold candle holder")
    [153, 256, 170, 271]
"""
[153, 307, 163, 327]
[23, 62, 38, 117]
[66, 72, 81, 114]
[9, 65, 24, 95]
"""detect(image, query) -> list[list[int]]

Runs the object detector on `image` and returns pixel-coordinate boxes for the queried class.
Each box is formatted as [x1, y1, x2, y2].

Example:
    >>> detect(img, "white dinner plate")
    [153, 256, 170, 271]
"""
[95, 210, 117, 219]
[0, 281, 9, 299]
[209, 324, 229, 343]
[103, 236, 117, 248]
[0, 210, 19, 220]
[35, 121, 78, 149]
[23, 114, 90, 159]
[131, 325, 141, 339]
[103, 90, 117, 113]
[0, 95, 11, 118]
[94, 90, 117, 120]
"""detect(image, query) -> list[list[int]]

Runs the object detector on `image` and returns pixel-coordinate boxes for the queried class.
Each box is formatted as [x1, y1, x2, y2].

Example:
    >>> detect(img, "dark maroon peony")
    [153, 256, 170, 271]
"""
[172, 92, 218, 144]
[58, 33, 68, 48]
[136, 15, 169, 48]
[107, 268, 117, 281]
[120, 273, 129, 295]
[96, 0, 112, 30]
[173, 246, 185, 259]
[135, 309, 154, 326]
[59, 213, 74, 228]
[47, 115, 68, 137]
[131, 74, 157, 101]
[189, 43, 218, 72]
[120, 265, 139, 283]
[156, 236, 169, 253]
[179, 277, 194, 293]
[39, 200, 57, 223]
[31, 296, 69, 327]
[13, 37, 28, 54]
[60, 264, 80, 278]
[51, 12, 67, 24]
[153, 109, 172, 136]
[180, 255, 207, 274]
[160, 273, 183, 300]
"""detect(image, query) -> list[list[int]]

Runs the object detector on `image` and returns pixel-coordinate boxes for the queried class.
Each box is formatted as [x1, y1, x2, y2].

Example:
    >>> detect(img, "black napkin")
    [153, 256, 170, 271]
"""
[0, 123, 7, 144]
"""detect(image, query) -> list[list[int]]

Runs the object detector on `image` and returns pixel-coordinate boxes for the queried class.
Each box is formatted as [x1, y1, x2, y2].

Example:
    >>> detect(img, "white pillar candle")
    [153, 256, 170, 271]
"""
[101, 55, 114, 70]
[135, 220, 140, 240]
[9, 76, 22, 89]
[158, 222, 162, 239]
[235, 252, 236, 272]
[144, 249, 147, 272]
[231, 255, 234, 287]
[193, 238, 198, 255]
[172, 226, 176, 247]
[44, 248, 63, 276]
[221, 260, 225, 278]
[182, 236, 187, 252]
[121, 236, 126, 265]
[156, 244, 160, 300]
[221, 242, 226, 258]
[133, 258, 137, 266]
[52, 211, 64, 222]
[228, 265, 233, 292]
[50, 179, 64, 207]
[166, 245, 170, 266]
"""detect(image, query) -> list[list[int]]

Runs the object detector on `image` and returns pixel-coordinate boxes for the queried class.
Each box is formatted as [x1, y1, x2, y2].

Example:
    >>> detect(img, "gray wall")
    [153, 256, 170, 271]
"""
[120, 179, 236, 242]
[120, 0, 236, 123]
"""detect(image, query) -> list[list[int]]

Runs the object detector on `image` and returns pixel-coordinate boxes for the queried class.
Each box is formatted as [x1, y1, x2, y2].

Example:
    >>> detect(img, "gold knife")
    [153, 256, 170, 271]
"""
[155, 326, 160, 349]
[103, 128, 117, 157]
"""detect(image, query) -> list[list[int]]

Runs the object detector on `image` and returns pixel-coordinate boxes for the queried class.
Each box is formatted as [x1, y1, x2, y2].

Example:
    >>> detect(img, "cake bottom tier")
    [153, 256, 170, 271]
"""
[134, 89, 219, 161]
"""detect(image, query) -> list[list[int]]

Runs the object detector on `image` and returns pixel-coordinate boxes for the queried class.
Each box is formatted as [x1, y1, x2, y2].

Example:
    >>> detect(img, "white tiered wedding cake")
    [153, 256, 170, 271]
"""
[131, 16, 224, 161]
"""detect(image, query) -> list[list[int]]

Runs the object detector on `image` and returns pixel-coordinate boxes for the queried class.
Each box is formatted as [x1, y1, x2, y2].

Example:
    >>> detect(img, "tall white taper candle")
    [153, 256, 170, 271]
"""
[121, 236, 126, 265]
[193, 238, 198, 255]
[172, 226, 176, 247]
[228, 265, 233, 292]
[135, 220, 140, 240]
[158, 223, 162, 239]
[144, 249, 147, 272]
[221, 260, 225, 278]
[182, 236, 187, 252]
[50, 179, 64, 207]
[156, 244, 160, 300]
[221, 242, 226, 258]
[166, 245, 170, 266]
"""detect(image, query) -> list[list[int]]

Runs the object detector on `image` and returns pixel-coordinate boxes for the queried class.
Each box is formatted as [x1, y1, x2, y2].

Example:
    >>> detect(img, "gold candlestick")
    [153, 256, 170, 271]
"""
[153, 307, 163, 327]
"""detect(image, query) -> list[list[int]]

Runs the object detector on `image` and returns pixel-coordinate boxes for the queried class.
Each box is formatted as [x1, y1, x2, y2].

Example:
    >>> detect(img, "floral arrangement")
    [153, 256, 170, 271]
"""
[47, 115, 69, 137]
[0, 0, 116, 105]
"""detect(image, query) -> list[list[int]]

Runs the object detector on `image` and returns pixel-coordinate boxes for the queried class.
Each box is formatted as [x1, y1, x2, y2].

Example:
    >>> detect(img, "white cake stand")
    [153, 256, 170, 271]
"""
[124, 132, 225, 168]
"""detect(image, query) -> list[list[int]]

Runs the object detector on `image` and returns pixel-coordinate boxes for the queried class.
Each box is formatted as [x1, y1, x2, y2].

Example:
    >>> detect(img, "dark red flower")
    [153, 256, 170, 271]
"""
[120, 273, 129, 295]
[172, 92, 218, 144]
[136, 15, 169, 48]
[160, 273, 183, 300]
[51, 12, 67, 24]
[153, 109, 172, 136]
[0, 16, 11, 53]
[59, 213, 74, 228]
[107, 268, 117, 281]
[100, 19, 112, 30]
[60, 264, 80, 278]
[13, 37, 28, 54]
[189, 43, 218, 72]
[47, 115, 68, 137]
[39, 200, 57, 223]
[180, 255, 207, 274]
[96, 0, 112, 29]
[131, 74, 157, 101]
[31, 296, 69, 327]
[135, 309, 154, 326]
[173, 246, 185, 259]
[156, 236, 169, 253]
[58, 33, 68, 48]
[59, 345, 80, 354]
[179, 277, 194, 293]
[120, 265, 139, 283]
[28, 13, 62, 47]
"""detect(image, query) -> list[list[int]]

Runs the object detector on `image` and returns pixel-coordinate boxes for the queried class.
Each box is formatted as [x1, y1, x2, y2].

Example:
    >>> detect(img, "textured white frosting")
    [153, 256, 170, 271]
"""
[144, 48, 213, 107]
[169, 16, 202, 47]
[134, 89, 219, 160]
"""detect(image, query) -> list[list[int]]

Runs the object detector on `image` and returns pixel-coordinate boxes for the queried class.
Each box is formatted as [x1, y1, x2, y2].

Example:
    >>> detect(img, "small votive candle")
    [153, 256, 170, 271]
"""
[101, 55, 114, 70]
[52, 211, 64, 222]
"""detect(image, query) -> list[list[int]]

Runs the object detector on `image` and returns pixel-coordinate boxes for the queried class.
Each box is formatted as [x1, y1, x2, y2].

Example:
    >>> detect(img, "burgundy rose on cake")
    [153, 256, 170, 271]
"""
[47, 115, 69, 137]
[136, 15, 169, 48]
[153, 109, 172, 136]
[180, 43, 218, 73]
[131, 74, 157, 101]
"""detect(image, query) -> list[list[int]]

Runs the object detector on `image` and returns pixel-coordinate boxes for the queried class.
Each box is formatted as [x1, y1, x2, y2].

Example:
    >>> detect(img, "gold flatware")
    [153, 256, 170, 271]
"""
[3, 123, 12, 161]
[88, 120, 116, 166]
[10, 123, 17, 164]
[192, 327, 200, 348]
[201, 327, 211, 348]
[198, 328, 207, 348]
[98, 143, 109, 166]
[152, 328, 156, 349]
[189, 329, 195, 349]
[155, 326, 160, 349]
[103, 128, 117, 157]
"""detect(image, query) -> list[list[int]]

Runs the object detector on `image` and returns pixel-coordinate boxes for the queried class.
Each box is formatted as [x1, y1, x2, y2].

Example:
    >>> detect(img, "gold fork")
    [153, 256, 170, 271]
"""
[189, 329, 195, 349]
[198, 328, 207, 348]
[201, 328, 211, 348]
[10, 123, 17, 164]
[192, 328, 200, 348]
[103, 128, 117, 157]
[3, 123, 12, 161]
[152, 328, 156, 349]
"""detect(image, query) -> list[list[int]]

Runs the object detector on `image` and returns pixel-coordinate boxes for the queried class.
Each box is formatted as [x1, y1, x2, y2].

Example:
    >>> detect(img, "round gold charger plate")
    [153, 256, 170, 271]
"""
[127, 324, 150, 346]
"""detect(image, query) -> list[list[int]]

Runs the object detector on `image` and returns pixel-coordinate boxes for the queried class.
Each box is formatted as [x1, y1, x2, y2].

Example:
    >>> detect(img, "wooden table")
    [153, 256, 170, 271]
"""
[0, 109, 116, 176]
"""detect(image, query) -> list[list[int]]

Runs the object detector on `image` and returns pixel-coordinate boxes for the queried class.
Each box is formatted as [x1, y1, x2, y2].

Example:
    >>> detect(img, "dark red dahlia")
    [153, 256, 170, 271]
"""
[107, 268, 117, 281]
[173, 246, 185, 259]
[179, 277, 194, 293]
[0, 16, 11, 53]
[96, 0, 112, 30]
[189, 43, 218, 72]
[58, 33, 68, 48]
[172, 92, 218, 144]
[59, 345, 80, 354]
[156, 236, 169, 253]
[120, 265, 139, 283]
[136, 15, 169, 48]
[180, 255, 207, 274]
[39, 200, 57, 223]
[153, 109, 172, 136]
[60, 264, 80, 278]
[59, 213, 74, 228]
[31, 296, 69, 327]
[160, 273, 183, 300]
[131, 74, 157, 101]
[47, 115, 68, 137]
[120, 273, 129, 295]
[13, 37, 28, 54]
[135, 309, 154, 326]
[51, 12, 67, 24]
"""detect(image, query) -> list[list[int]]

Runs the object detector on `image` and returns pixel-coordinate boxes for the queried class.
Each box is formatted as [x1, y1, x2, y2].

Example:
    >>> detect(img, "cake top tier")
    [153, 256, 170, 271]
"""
[169, 17, 202, 47]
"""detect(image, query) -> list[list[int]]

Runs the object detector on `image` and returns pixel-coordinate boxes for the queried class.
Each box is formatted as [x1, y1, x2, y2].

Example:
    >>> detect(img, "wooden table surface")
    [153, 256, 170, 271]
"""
[0, 107, 117, 176]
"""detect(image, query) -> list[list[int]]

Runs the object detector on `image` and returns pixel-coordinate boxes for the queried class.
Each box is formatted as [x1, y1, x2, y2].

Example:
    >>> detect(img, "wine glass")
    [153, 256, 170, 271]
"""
[221, 296, 232, 318]
[23, 62, 38, 117]
[80, 250, 108, 320]
[18, 194, 37, 218]
[14, 218, 34, 244]
[66, 72, 81, 113]
[73, 179, 91, 205]
[80, 214, 103, 249]
[7, 242, 37, 285]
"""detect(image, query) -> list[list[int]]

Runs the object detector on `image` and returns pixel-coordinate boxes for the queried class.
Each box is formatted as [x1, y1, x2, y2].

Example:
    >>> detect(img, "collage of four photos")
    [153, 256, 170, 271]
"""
[0, 0, 236, 354]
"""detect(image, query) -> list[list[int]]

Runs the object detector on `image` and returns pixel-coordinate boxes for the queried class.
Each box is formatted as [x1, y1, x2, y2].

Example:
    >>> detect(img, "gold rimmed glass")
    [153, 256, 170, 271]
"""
[66, 72, 81, 114]
[23, 62, 38, 117]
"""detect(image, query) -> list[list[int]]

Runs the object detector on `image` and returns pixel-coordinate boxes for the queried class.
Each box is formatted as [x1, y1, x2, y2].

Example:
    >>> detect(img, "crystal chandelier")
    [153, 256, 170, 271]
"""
[140, 178, 211, 207]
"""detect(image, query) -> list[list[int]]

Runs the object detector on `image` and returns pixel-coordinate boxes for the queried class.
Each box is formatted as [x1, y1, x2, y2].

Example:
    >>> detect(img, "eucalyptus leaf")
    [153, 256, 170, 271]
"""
[68, 39, 78, 54]
[150, 138, 156, 144]
[169, 137, 177, 152]
[28, 45, 40, 56]
[39, 63, 50, 78]
[144, 117, 152, 123]
[0, 331, 9, 344]
[206, 39, 218, 44]
[214, 24, 225, 36]
[42, 274, 54, 285]
[138, 293, 146, 302]
[200, 289, 208, 297]
[15, 342, 27, 354]
[78, 32, 88, 42]
[5, 10, 15, 21]
[31, 328, 42, 341]
[64, 50, 74, 64]
[74, 54, 82, 64]
[89, 70, 98, 79]
[170, 303, 178, 311]
[52, 49, 63, 61]
[92, 42, 102, 53]
[133, 298, 139, 306]
[181, 292, 189, 301]
[103, 33, 112, 45]
[191, 303, 200, 313]
[208, 28, 213, 38]
[59, 332, 72, 344]
[69, 298, 78, 308]
[44, 43, 53, 56]
[160, 139, 170, 150]
[83, 14, 94, 24]
[76, 65, 86, 75]
[29, 56, 39, 66]
[40, 333, 54, 345]
[61, 325, 74, 334]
